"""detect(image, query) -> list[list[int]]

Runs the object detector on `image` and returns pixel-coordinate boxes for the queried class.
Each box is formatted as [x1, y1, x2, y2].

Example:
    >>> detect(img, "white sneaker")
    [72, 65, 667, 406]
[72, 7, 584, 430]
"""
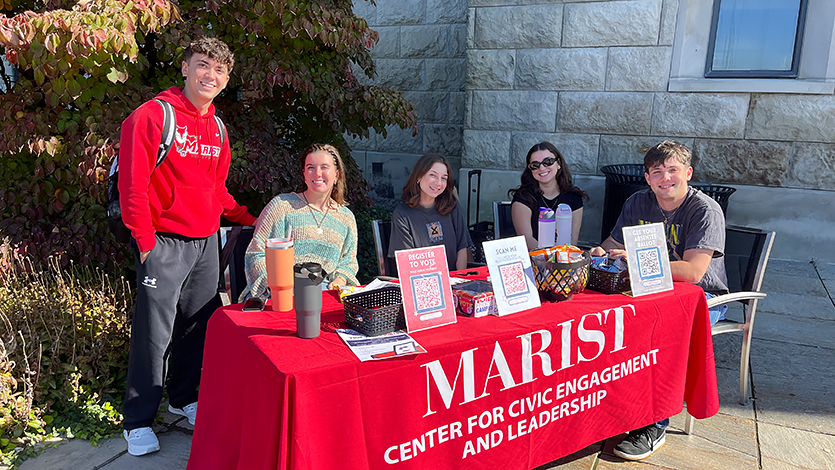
[124, 427, 160, 456]
[168, 402, 197, 425]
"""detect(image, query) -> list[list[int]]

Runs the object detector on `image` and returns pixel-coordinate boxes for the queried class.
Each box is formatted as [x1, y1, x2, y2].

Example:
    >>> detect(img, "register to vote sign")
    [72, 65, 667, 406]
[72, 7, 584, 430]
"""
[395, 245, 456, 333]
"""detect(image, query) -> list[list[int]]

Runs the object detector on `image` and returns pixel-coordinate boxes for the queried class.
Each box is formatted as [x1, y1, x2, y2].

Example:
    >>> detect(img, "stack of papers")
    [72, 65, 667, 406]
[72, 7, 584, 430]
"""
[336, 329, 426, 362]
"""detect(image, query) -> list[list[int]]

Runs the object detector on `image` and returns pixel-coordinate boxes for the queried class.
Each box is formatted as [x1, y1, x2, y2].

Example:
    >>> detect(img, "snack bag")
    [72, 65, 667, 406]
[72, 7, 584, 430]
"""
[337, 285, 359, 301]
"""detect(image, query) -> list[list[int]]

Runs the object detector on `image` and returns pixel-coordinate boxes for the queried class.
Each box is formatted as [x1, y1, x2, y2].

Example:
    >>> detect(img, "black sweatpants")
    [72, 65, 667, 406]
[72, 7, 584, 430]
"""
[123, 232, 219, 431]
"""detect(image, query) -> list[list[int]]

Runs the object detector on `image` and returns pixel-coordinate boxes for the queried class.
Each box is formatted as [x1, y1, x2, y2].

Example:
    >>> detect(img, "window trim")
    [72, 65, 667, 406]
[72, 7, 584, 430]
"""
[704, 0, 808, 79]
[669, 0, 835, 94]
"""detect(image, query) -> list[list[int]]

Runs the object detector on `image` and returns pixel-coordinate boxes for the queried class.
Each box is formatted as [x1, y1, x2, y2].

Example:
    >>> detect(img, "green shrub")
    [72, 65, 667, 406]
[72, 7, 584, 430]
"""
[0, 248, 133, 466]
[0, 0, 417, 273]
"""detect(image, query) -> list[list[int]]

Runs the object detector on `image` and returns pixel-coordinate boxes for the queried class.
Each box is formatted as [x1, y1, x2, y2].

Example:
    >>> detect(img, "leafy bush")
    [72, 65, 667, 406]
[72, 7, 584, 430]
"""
[0, 0, 417, 272]
[0, 247, 133, 466]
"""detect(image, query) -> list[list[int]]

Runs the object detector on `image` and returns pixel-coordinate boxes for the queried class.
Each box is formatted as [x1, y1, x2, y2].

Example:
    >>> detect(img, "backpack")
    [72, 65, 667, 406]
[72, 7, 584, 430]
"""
[107, 99, 227, 243]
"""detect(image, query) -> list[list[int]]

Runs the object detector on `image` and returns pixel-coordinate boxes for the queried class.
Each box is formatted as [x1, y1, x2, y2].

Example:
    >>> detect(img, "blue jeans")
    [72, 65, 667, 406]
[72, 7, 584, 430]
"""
[705, 291, 727, 325]
[655, 291, 725, 431]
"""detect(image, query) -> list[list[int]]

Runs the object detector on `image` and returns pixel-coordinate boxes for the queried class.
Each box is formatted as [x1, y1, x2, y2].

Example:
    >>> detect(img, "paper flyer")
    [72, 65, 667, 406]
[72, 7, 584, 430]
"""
[622, 223, 674, 296]
[394, 246, 457, 333]
[482, 236, 541, 316]
[450, 276, 474, 286]
[336, 329, 427, 362]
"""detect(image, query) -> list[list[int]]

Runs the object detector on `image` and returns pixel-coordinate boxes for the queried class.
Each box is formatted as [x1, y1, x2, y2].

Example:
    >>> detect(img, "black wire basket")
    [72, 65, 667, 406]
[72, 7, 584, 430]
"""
[530, 251, 591, 301]
[343, 286, 405, 337]
[588, 265, 630, 294]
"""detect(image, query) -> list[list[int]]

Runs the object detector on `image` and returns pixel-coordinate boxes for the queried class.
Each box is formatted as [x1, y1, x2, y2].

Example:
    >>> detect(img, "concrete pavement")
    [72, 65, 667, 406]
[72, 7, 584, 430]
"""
[14, 259, 835, 470]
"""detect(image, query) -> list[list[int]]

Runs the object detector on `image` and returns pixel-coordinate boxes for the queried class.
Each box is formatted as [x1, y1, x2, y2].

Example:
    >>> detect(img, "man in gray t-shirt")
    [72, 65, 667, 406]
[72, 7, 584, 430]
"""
[609, 186, 728, 295]
[591, 140, 727, 462]
[592, 141, 727, 295]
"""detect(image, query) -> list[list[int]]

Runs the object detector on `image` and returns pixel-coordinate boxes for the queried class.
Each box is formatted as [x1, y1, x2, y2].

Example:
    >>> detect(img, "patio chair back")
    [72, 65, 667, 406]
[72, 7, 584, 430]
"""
[684, 224, 775, 434]
[372, 219, 397, 278]
[725, 225, 772, 297]
[492, 201, 516, 239]
[227, 226, 254, 304]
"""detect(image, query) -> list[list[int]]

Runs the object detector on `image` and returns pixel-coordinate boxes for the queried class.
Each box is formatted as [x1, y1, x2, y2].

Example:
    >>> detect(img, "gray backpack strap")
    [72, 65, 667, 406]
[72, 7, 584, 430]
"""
[214, 115, 227, 147]
[106, 99, 173, 191]
[108, 156, 119, 176]
[154, 99, 176, 166]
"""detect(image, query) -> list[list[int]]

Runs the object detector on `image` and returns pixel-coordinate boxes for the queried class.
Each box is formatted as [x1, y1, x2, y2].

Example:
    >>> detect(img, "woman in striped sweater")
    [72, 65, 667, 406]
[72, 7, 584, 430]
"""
[240, 143, 359, 301]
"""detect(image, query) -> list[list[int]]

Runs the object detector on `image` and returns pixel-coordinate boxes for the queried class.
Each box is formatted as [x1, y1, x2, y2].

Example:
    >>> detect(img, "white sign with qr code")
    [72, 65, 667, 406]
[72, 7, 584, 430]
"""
[622, 223, 673, 296]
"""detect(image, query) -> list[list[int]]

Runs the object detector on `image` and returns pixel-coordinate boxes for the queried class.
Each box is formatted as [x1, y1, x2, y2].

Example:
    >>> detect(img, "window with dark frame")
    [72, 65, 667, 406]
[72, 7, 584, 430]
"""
[706, 0, 808, 78]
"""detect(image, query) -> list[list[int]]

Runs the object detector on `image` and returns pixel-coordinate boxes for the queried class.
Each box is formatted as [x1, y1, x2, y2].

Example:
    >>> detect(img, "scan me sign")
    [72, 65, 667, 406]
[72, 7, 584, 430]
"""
[380, 303, 668, 466]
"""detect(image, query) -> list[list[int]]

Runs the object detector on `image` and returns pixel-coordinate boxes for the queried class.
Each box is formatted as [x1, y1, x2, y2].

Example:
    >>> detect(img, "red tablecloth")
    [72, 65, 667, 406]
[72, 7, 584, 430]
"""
[188, 278, 718, 470]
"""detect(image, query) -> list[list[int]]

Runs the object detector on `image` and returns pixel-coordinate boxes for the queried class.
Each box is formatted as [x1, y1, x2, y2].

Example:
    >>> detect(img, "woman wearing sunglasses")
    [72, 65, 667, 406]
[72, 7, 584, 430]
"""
[509, 142, 589, 250]
[388, 153, 472, 272]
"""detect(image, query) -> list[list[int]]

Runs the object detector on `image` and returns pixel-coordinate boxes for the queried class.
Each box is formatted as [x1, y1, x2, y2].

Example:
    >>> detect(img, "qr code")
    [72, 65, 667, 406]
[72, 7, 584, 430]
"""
[413, 275, 443, 312]
[637, 248, 662, 278]
[499, 262, 527, 296]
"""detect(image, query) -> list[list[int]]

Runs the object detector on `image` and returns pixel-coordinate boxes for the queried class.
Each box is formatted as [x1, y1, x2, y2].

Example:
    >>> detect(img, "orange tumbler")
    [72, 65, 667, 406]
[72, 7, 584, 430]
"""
[265, 238, 295, 312]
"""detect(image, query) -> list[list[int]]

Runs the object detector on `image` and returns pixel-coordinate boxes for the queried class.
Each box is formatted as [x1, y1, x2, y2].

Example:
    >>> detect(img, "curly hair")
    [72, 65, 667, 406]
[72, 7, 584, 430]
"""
[183, 37, 235, 71]
[508, 142, 588, 207]
[402, 154, 457, 216]
[300, 143, 347, 205]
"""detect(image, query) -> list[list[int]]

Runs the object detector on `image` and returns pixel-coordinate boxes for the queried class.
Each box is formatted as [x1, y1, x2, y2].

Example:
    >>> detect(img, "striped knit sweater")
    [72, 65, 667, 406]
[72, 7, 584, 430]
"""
[241, 193, 359, 301]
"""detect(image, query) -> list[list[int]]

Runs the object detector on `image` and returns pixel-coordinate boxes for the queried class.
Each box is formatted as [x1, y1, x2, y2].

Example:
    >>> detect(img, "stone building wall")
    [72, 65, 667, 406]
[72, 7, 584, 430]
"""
[350, 0, 835, 262]
[466, 0, 835, 186]
[463, 0, 835, 262]
[347, 0, 468, 205]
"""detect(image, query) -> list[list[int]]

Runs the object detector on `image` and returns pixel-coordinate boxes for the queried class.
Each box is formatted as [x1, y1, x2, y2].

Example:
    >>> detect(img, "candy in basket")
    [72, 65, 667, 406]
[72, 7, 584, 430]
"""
[528, 245, 590, 301]
[588, 256, 630, 294]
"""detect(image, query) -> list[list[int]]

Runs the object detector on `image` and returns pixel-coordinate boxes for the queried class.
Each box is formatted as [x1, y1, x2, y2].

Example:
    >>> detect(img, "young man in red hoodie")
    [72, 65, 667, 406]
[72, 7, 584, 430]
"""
[118, 37, 257, 456]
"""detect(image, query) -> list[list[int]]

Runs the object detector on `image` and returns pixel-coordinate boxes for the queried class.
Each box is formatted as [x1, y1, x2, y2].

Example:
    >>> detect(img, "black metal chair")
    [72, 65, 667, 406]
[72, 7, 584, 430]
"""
[684, 225, 775, 434]
[224, 226, 254, 304]
[492, 201, 516, 239]
[372, 219, 398, 278]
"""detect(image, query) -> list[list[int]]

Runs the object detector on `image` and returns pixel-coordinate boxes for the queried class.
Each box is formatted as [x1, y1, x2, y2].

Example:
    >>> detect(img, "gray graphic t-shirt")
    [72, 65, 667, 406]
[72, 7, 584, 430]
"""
[611, 187, 729, 294]
[388, 202, 473, 272]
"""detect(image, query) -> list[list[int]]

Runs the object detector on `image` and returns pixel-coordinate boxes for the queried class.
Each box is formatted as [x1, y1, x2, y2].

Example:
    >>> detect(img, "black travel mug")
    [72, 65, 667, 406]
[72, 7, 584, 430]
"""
[293, 262, 326, 339]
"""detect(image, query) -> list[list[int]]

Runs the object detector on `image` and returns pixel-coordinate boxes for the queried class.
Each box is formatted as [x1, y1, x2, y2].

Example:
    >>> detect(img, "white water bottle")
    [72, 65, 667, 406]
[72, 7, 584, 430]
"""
[538, 207, 556, 248]
[556, 203, 572, 246]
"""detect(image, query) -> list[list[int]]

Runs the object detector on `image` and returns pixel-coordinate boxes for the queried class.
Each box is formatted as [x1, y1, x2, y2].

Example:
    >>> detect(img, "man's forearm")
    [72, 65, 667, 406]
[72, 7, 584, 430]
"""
[590, 236, 624, 257]
[670, 261, 703, 283]
[669, 250, 714, 284]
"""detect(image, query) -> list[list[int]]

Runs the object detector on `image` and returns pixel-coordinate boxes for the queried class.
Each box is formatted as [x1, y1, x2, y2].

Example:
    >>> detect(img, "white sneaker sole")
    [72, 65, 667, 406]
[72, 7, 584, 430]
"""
[168, 404, 196, 425]
[125, 438, 160, 456]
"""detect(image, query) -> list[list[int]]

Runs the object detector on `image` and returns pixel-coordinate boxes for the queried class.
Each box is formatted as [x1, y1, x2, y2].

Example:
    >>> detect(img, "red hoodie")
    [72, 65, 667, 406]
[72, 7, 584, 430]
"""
[118, 87, 256, 252]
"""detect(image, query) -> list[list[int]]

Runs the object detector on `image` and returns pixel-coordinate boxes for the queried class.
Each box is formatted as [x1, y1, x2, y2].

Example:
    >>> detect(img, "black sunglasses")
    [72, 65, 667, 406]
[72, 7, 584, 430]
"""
[528, 157, 557, 170]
